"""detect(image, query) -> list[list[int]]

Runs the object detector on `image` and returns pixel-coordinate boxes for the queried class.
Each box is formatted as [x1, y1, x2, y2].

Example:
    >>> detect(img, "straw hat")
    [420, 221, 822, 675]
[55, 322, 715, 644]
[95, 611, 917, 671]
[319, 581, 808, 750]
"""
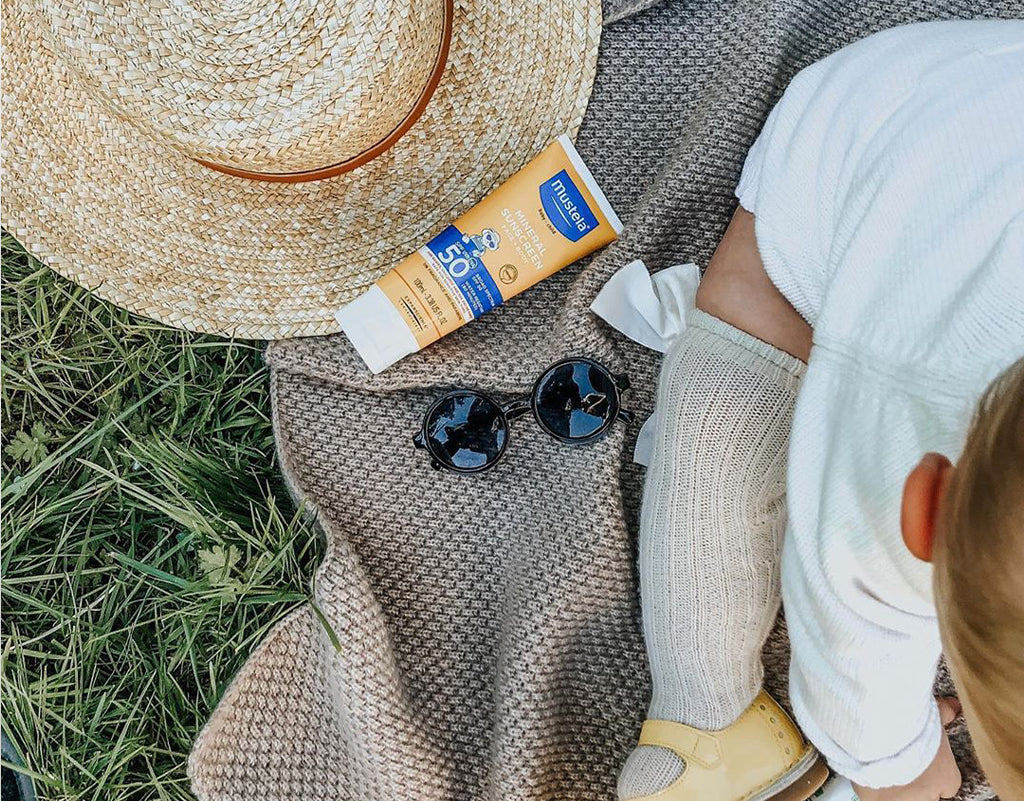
[1, 0, 601, 338]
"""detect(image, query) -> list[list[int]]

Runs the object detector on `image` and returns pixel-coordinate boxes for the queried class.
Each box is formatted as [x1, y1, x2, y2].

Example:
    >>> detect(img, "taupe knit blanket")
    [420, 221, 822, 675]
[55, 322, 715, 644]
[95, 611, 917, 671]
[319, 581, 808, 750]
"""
[189, 1, 1018, 798]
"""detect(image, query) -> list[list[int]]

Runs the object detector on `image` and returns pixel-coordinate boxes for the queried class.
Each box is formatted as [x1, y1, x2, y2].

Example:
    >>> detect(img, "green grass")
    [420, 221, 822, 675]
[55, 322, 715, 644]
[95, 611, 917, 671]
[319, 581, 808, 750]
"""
[1, 232, 323, 800]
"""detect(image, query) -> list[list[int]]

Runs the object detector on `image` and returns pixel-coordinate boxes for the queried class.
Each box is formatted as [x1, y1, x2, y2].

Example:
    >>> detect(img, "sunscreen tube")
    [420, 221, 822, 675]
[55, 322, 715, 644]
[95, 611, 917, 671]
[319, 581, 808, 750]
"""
[336, 135, 623, 373]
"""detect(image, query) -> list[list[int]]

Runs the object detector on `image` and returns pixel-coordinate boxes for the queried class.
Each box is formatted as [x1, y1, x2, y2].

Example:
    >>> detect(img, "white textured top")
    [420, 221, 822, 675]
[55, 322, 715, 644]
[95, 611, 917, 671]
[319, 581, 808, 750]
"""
[736, 20, 1024, 787]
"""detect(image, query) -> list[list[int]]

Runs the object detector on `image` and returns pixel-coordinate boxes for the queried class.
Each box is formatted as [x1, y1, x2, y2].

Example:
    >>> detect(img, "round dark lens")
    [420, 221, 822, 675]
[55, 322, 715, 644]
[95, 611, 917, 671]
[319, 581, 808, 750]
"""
[534, 361, 617, 441]
[424, 392, 508, 472]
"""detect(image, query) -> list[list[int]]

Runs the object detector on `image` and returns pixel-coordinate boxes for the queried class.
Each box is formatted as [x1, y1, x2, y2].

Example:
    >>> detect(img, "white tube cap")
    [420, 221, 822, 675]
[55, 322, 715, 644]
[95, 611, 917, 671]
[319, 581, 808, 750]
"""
[335, 285, 419, 373]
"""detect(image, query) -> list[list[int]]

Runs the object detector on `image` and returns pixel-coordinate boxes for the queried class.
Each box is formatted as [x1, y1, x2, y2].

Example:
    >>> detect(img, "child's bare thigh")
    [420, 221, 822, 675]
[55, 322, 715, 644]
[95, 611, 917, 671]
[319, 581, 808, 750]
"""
[695, 207, 812, 362]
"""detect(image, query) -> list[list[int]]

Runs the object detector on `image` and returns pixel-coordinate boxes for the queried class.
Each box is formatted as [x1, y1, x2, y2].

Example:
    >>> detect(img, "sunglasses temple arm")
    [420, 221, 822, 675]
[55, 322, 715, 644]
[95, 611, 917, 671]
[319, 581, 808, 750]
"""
[618, 408, 636, 424]
[502, 397, 532, 420]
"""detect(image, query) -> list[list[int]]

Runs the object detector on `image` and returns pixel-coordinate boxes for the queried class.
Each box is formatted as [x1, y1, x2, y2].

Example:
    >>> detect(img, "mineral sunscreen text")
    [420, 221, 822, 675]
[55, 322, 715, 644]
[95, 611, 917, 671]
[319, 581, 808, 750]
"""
[336, 136, 622, 373]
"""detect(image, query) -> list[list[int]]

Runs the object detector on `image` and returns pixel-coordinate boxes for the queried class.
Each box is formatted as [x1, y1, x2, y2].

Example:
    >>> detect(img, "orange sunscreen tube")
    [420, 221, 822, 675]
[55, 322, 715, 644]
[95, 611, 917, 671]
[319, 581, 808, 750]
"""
[336, 135, 622, 373]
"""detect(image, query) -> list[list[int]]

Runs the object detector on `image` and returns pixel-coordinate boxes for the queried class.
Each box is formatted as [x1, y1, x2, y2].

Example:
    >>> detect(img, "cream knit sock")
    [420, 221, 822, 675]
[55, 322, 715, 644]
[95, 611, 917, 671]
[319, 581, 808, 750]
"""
[618, 309, 806, 800]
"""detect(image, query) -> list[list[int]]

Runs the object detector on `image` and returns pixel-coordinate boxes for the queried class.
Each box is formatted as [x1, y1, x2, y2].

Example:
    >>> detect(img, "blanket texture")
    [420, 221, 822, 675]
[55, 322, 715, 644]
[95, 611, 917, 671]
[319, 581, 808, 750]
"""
[189, 1, 1019, 798]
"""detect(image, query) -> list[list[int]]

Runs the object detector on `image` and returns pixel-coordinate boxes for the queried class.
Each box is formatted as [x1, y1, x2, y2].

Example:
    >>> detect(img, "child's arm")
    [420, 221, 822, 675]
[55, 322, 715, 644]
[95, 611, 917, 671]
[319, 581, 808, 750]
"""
[782, 520, 958, 797]
[852, 700, 961, 801]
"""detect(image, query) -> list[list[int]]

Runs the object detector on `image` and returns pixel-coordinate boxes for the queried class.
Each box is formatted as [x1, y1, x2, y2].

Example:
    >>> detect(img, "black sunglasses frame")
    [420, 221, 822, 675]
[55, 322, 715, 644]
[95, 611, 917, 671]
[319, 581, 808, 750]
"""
[413, 357, 633, 474]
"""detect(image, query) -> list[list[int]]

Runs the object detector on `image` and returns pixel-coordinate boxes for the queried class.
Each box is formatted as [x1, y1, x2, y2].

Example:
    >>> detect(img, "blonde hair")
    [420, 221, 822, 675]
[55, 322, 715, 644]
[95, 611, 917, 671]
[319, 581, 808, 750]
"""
[934, 357, 1024, 798]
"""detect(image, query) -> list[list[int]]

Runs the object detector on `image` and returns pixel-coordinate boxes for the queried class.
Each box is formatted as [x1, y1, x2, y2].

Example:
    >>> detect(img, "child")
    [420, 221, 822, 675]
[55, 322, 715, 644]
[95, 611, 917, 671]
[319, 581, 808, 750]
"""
[617, 20, 1024, 801]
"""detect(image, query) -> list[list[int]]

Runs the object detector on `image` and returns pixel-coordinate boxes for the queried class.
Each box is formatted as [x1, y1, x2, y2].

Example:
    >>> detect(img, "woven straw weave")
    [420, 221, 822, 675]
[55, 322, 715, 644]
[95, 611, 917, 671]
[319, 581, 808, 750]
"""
[41, 0, 447, 172]
[188, 1, 1018, 799]
[0, 0, 601, 338]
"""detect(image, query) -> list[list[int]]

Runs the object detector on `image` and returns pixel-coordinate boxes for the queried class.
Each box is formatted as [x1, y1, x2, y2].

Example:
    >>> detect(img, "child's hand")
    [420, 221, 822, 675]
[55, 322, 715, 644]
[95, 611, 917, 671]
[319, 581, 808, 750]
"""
[853, 698, 962, 801]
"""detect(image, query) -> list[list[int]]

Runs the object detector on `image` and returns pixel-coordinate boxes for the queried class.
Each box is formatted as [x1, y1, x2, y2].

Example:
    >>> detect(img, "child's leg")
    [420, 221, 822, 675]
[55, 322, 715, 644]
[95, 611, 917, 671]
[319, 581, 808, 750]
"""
[695, 208, 811, 362]
[618, 209, 811, 800]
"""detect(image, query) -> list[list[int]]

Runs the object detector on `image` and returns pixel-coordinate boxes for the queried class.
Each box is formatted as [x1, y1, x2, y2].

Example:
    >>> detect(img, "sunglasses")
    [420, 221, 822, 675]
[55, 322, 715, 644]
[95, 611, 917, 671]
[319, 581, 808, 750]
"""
[413, 357, 633, 474]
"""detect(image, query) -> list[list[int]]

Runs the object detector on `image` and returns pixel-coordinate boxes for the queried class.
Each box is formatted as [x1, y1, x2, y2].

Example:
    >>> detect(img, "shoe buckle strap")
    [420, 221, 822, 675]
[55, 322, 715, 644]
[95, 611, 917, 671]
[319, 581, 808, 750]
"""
[638, 720, 722, 769]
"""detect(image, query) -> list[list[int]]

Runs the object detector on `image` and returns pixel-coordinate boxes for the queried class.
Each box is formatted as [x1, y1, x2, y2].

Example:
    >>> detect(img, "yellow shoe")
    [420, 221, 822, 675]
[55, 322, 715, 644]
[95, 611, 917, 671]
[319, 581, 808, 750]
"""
[628, 691, 829, 801]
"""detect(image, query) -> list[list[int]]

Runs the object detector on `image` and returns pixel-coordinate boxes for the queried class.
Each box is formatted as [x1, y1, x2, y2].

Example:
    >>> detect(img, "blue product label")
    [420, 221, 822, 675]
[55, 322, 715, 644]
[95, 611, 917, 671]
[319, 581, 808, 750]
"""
[425, 224, 503, 319]
[539, 169, 599, 242]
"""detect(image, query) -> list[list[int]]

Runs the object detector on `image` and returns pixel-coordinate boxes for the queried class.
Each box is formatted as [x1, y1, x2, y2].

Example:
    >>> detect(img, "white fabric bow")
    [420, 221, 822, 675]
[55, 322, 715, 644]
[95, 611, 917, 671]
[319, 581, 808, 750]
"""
[590, 259, 701, 466]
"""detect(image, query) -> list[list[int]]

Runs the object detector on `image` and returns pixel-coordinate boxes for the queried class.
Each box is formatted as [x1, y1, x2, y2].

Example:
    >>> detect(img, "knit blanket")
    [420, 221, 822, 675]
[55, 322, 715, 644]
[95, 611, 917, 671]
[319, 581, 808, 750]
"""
[189, 1, 1018, 798]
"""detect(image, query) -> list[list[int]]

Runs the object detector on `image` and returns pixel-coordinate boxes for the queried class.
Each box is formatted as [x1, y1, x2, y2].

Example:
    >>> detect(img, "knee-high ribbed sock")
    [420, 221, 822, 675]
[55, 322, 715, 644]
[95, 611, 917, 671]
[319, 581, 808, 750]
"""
[618, 309, 805, 800]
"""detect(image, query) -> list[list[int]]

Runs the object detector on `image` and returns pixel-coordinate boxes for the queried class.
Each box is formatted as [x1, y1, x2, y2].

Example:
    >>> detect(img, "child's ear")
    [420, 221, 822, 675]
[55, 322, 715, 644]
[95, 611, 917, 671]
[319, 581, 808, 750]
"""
[901, 452, 955, 562]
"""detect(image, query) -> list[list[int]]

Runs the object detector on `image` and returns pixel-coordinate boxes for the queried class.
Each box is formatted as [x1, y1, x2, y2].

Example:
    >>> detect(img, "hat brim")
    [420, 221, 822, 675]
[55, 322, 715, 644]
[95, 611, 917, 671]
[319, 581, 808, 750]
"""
[0, 0, 601, 339]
